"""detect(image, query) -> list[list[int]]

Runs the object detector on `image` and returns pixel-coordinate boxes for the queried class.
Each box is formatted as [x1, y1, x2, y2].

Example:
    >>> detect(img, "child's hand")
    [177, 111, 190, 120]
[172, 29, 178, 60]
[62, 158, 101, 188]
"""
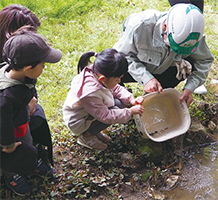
[1, 142, 22, 153]
[130, 96, 144, 105]
[129, 105, 144, 115]
[29, 97, 37, 116]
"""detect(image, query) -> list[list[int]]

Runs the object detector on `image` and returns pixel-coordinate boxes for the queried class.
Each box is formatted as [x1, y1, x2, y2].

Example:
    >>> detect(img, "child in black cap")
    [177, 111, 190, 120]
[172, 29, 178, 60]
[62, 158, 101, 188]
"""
[0, 26, 62, 196]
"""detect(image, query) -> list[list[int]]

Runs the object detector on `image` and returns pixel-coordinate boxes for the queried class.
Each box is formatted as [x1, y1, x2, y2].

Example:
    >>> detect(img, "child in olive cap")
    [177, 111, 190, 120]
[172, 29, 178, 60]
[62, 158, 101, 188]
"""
[0, 26, 62, 196]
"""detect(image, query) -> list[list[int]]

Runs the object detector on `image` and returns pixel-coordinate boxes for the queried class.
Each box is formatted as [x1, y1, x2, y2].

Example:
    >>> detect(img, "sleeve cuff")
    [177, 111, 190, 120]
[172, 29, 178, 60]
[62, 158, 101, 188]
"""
[0, 142, 15, 149]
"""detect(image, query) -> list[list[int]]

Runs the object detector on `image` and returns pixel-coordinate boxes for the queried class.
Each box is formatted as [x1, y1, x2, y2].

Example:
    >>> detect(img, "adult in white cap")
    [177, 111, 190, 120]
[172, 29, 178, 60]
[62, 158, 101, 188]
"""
[113, 3, 213, 106]
[167, 1, 206, 94]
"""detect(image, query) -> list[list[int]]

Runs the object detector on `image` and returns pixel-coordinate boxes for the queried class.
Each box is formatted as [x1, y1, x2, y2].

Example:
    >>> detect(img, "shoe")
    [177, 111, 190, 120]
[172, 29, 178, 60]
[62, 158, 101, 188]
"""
[5, 174, 30, 196]
[34, 159, 54, 179]
[194, 84, 207, 94]
[97, 132, 112, 144]
[77, 134, 107, 150]
[185, 79, 207, 95]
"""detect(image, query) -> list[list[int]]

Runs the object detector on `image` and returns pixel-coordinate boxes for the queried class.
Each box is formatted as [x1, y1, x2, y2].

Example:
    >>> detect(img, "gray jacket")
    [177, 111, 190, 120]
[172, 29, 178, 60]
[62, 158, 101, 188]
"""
[113, 9, 214, 92]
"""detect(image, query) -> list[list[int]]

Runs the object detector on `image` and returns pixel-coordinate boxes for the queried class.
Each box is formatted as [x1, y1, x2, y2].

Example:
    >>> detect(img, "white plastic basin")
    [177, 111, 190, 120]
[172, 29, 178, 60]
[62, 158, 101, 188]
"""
[134, 88, 191, 142]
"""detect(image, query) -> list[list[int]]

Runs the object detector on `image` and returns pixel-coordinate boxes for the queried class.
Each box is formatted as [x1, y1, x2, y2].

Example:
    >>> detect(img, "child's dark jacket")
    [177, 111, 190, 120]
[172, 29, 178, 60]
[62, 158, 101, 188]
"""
[0, 64, 34, 148]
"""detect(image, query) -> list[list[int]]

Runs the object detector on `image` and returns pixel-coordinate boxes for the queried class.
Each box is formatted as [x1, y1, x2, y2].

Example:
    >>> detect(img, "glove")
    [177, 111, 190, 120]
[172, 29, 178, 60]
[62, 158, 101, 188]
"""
[175, 59, 192, 80]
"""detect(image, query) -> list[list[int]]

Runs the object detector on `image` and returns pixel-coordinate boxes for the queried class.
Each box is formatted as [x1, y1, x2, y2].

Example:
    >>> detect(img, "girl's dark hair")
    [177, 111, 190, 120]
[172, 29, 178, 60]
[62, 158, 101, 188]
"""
[77, 48, 128, 78]
[0, 4, 40, 62]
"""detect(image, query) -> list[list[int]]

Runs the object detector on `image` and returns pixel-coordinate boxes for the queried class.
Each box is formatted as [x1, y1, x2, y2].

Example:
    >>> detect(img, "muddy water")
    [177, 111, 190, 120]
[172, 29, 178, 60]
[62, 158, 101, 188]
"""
[165, 143, 218, 200]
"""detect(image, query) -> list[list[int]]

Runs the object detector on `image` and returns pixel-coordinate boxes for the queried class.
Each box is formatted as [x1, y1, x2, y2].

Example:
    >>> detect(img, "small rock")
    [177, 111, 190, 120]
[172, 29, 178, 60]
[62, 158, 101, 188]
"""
[208, 79, 218, 95]
[187, 121, 217, 143]
[197, 102, 209, 110]
[208, 120, 217, 131]
[166, 175, 180, 188]
[150, 188, 167, 200]
[118, 153, 134, 167]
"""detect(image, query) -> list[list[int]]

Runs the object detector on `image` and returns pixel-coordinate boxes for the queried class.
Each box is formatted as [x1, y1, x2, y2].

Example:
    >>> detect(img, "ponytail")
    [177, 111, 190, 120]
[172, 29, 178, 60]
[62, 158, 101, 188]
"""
[77, 51, 95, 74]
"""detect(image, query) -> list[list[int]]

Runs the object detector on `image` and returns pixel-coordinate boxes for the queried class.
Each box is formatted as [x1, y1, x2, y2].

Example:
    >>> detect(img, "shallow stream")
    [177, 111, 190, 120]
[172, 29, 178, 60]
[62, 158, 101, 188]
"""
[165, 142, 218, 200]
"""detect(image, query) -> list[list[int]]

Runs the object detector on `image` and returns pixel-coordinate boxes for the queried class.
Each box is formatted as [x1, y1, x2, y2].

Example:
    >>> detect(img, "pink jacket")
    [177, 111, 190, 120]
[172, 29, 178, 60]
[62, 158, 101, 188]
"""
[63, 65, 134, 135]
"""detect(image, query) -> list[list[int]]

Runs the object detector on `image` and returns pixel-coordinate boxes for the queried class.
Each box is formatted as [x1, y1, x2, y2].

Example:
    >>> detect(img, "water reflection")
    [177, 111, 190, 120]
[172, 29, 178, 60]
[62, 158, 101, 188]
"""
[165, 143, 218, 200]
